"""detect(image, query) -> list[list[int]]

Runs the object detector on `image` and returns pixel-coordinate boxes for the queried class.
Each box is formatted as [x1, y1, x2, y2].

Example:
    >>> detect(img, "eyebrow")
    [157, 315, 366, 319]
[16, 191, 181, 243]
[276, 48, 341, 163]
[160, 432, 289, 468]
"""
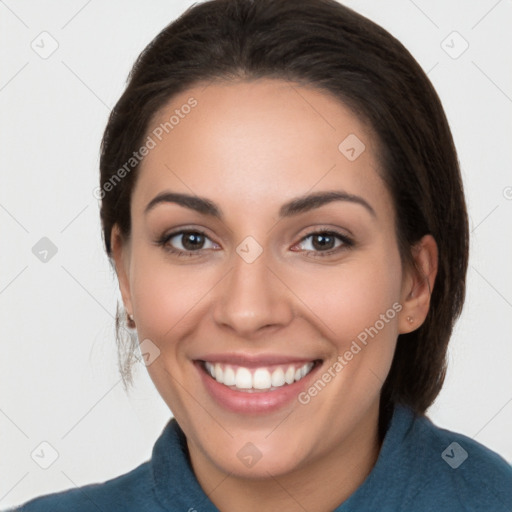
[144, 190, 376, 219]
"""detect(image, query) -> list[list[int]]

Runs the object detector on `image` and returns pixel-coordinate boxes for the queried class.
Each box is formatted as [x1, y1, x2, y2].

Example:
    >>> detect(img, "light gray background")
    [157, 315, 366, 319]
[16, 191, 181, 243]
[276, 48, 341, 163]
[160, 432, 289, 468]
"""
[1, 0, 511, 508]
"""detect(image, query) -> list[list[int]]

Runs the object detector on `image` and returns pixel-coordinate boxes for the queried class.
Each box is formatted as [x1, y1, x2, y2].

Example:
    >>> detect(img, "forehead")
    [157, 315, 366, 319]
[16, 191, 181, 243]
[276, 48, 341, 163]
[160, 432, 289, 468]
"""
[133, 79, 391, 221]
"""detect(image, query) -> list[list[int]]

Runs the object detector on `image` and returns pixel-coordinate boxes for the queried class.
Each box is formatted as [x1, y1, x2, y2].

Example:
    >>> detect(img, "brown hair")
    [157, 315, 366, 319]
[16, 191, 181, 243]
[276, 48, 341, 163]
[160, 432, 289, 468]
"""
[99, 0, 469, 416]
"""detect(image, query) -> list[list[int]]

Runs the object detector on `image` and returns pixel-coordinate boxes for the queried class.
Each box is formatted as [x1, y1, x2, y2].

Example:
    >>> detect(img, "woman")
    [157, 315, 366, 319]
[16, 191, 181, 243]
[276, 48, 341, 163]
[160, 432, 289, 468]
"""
[14, 0, 512, 510]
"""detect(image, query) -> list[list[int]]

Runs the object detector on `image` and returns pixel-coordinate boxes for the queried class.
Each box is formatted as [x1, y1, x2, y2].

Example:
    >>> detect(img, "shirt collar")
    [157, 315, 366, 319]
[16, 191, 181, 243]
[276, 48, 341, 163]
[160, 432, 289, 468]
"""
[150, 418, 219, 511]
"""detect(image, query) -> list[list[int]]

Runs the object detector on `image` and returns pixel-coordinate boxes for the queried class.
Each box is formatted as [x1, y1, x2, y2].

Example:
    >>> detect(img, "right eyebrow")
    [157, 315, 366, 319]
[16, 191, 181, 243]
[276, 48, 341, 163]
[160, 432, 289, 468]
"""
[144, 192, 223, 219]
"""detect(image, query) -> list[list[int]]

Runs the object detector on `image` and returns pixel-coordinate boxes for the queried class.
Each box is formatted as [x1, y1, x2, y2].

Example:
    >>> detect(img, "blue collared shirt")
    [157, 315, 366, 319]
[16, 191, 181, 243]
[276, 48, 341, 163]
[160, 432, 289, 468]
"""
[10, 405, 512, 511]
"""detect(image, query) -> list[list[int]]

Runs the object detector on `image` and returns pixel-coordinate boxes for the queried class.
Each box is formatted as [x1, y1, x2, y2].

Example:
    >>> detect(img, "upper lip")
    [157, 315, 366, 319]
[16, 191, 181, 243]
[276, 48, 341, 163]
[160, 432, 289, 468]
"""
[195, 353, 321, 368]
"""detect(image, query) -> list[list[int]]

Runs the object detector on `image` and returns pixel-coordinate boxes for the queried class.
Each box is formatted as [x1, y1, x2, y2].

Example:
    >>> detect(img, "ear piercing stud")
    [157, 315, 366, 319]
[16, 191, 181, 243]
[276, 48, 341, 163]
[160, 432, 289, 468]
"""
[407, 316, 414, 324]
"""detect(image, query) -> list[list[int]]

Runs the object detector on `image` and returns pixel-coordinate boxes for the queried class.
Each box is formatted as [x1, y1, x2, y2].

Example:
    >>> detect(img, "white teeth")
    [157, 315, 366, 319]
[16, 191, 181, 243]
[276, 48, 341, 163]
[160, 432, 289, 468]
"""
[285, 366, 295, 385]
[214, 363, 223, 382]
[271, 367, 285, 387]
[203, 361, 316, 391]
[205, 361, 215, 378]
[253, 368, 272, 390]
[235, 367, 253, 389]
[223, 366, 236, 386]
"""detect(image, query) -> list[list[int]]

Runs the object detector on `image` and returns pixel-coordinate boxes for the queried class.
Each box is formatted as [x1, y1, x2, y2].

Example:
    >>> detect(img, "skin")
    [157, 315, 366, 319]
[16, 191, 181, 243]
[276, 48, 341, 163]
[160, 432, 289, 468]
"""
[111, 79, 438, 512]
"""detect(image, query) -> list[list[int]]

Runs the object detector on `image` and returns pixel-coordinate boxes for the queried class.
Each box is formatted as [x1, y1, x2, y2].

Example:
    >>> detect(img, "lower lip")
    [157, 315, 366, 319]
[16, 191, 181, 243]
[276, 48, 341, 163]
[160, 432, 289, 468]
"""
[195, 361, 321, 414]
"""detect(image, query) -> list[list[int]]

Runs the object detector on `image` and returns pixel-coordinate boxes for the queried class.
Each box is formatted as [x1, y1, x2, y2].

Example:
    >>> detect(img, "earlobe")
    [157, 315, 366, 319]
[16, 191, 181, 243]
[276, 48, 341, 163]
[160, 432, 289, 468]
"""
[399, 234, 438, 334]
[110, 224, 133, 318]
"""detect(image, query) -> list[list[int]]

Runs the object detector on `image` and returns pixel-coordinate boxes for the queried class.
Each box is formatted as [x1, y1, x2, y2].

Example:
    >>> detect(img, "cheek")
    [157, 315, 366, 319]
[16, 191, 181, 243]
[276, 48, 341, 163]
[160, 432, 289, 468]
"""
[290, 252, 403, 346]
[129, 250, 214, 340]
[295, 257, 402, 412]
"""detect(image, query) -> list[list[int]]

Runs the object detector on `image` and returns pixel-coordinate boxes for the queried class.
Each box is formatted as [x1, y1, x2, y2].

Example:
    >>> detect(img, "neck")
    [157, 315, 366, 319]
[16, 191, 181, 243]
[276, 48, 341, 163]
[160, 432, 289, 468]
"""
[188, 402, 383, 512]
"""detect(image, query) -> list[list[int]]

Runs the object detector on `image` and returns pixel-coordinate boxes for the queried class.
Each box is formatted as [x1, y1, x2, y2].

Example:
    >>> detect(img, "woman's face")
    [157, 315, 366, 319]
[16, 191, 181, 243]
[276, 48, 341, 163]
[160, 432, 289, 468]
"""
[113, 79, 419, 479]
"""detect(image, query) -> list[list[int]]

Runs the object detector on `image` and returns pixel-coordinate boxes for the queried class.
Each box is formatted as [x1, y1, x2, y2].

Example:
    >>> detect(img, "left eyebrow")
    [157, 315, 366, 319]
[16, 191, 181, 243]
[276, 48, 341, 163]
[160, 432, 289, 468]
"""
[143, 190, 376, 219]
[279, 191, 376, 218]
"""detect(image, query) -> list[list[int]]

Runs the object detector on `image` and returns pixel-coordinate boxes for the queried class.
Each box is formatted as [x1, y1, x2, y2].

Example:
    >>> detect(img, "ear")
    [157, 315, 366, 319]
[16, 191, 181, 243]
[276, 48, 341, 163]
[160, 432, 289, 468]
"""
[398, 234, 438, 334]
[110, 224, 133, 317]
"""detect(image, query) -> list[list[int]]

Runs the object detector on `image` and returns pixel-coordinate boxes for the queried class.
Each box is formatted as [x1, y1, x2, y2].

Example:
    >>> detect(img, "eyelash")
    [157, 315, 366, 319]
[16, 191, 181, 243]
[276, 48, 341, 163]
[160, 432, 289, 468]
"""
[155, 229, 354, 259]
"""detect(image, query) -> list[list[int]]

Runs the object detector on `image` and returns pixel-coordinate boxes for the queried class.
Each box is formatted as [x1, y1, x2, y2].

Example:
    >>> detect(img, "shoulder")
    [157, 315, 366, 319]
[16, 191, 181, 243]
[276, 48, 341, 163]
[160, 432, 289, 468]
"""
[403, 406, 512, 511]
[10, 460, 164, 512]
[10, 417, 214, 512]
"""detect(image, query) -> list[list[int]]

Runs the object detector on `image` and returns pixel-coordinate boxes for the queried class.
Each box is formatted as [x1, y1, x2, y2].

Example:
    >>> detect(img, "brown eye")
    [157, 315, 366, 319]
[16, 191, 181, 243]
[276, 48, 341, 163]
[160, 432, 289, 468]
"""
[157, 230, 219, 255]
[294, 230, 354, 257]
[311, 233, 336, 251]
[179, 232, 206, 250]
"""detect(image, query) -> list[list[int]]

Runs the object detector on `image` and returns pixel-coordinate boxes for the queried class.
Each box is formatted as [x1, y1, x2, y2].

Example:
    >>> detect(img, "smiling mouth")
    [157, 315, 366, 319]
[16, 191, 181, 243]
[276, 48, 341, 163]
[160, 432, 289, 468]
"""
[198, 360, 322, 392]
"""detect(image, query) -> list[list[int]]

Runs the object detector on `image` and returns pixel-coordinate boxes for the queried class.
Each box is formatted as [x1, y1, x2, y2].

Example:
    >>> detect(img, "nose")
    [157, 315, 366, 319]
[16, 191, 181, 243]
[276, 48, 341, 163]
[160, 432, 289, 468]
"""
[212, 248, 294, 337]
